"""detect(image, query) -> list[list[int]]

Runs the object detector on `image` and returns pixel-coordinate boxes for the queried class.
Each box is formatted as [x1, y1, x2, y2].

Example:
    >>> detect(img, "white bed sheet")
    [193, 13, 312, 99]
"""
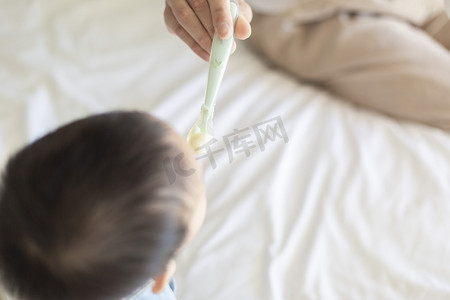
[1, 1, 450, 299]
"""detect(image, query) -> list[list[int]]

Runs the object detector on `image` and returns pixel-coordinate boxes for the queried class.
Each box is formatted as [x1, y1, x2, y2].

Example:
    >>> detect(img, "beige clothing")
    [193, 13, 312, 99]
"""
[247, 0, 447, 26]
[248, 10, 450, 130]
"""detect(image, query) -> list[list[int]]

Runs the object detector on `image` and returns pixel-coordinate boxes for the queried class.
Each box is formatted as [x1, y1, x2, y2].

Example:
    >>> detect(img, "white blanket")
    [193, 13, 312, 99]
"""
[1, 1, 450, 299]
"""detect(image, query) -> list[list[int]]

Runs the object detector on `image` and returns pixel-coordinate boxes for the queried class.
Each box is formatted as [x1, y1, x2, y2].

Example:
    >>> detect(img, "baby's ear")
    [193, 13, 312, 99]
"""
[152, 259, 176, 294]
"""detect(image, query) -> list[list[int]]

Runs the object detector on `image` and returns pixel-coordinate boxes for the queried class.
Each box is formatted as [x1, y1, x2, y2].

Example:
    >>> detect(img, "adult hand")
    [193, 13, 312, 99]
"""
[164, 0, 253, 61]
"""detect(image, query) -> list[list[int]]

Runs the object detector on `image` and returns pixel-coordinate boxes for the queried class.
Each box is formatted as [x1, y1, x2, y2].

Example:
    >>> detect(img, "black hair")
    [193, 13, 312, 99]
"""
[0, 111, 195, 300]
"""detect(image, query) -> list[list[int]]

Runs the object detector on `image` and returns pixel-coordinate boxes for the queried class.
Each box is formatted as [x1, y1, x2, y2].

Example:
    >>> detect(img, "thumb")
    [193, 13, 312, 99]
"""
[209, 0, 233, 39]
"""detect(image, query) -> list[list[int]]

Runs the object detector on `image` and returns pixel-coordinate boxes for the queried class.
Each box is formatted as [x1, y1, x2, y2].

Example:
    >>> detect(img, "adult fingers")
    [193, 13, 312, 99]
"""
[237, 0, 253, 23]
[166, 0, 213, 53]
[234, 0, 252, 40]
[208, 0, 233, 39]
[230, 41, 236, 54]
[164, 5, 211, 61]
[234, 15, 251, 40]
[187, 0, 215, 38]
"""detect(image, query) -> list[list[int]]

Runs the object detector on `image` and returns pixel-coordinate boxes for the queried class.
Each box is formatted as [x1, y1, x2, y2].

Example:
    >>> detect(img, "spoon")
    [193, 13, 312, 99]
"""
[187, 0, 239, 153]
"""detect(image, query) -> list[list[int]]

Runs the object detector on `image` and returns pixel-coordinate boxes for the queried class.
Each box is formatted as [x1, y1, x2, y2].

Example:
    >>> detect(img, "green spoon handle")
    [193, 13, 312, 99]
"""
[204, 2, 239, 110]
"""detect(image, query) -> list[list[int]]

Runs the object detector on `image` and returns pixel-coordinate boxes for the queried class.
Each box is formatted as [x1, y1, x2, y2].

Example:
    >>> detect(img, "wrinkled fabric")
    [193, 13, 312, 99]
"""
[248, 0, 446, 25]
[248, 10, 450, 130]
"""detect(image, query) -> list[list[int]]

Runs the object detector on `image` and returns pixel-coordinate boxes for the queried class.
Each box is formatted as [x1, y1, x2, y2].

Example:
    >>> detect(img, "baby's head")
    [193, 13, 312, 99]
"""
[0, 111, 206, 300]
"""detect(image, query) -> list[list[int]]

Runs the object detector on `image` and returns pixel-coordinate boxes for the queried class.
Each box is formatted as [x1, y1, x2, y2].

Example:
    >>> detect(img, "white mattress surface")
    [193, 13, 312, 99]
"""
[1, 1, 450, 299]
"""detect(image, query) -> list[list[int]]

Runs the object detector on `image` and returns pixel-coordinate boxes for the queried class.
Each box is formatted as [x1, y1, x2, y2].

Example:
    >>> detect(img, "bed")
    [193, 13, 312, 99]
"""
[1, 1, 450, 299]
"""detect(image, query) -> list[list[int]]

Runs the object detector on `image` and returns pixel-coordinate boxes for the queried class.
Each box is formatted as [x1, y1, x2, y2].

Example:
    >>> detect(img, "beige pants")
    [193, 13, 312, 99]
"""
[248, 10, 450, 131]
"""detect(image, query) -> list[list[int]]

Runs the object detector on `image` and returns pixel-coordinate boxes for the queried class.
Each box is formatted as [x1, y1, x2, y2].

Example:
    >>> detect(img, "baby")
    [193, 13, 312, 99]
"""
[164, 0, 450, 131]
[0, 111, 206, 300]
